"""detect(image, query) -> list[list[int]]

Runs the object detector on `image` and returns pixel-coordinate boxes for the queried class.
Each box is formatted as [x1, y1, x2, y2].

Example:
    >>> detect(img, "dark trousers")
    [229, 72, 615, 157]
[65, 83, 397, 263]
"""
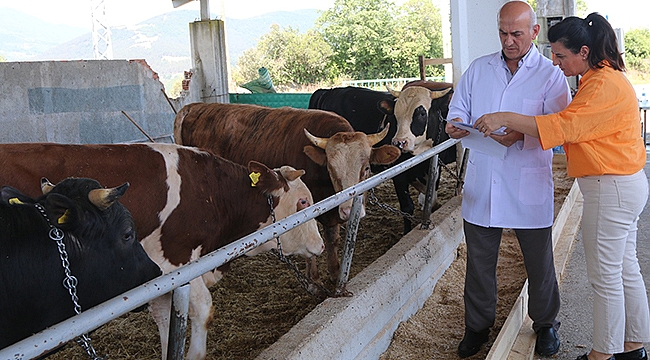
[463, 220, 560, 333]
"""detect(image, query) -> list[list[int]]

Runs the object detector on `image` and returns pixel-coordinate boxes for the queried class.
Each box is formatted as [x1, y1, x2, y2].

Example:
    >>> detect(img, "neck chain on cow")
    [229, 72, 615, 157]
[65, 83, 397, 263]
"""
[266, 195, 333, 300]
[267, 195, 283, 255]
[33, 203, 106, 360]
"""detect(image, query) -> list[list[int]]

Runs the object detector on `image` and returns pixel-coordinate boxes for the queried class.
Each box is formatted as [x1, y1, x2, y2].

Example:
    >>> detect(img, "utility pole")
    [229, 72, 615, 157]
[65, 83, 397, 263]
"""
[91, 0, 113, 59]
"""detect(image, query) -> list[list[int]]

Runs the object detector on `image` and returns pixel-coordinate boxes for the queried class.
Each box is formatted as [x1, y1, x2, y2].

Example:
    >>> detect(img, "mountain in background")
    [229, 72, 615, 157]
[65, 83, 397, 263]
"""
[0, 8, 320, 82]
[0, 8, 88, 60]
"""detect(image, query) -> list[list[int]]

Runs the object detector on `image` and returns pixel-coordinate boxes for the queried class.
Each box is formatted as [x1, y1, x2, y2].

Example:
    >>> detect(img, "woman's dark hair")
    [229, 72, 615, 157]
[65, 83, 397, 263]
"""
[548, 12, 625, 71]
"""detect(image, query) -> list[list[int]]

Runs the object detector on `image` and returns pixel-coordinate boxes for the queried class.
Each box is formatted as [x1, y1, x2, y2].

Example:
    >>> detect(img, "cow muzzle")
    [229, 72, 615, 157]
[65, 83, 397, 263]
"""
[338, 199, 366, 221]
[392, 138, 414, 153]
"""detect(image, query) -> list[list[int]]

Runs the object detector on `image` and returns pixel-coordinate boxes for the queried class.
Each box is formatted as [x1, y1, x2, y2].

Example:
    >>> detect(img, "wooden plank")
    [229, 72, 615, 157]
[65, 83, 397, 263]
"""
[422, 58, 452, 66]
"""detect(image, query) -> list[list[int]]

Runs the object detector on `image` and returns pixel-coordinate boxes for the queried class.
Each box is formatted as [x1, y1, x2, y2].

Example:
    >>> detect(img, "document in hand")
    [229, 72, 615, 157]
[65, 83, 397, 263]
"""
[450, 122, 507, 159]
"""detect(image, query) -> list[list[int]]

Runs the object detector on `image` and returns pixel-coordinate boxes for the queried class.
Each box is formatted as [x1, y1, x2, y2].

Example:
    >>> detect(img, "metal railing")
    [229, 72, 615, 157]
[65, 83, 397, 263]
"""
[0, 138, 459, 360]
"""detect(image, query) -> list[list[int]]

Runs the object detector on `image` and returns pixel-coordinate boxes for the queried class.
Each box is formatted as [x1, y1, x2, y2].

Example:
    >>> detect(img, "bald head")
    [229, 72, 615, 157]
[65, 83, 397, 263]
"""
[498, 1, 537, 30]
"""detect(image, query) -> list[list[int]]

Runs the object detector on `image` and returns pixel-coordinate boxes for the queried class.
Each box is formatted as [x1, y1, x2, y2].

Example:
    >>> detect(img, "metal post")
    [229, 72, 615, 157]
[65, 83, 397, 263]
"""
[167, 283, 190, 360]
[335, 195, 364, 296]
[420, 154, 439, 229]
[456, 148, 470, 196]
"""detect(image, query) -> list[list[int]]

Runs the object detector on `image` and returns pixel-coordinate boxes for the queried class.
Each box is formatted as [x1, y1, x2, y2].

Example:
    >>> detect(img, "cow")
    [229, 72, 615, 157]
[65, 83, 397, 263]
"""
[389, 80, 455, 155]
[0, 142, 324, 360]
[0, 177, 162, 350]
[309, 85, 456, 233]
[173, 102, 402, 291]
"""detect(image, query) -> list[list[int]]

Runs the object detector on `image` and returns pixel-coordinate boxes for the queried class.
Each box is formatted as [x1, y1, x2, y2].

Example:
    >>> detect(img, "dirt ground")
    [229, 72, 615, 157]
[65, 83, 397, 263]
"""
[380, 156, 574, 360]
[46, 158, 573, 360]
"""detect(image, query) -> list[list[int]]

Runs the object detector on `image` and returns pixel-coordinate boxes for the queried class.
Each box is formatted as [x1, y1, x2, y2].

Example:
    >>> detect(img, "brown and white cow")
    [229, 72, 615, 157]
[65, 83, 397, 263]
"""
[174, 102, 401, 287]
[389, 80, 454, 155]
[0, 142, 323, 360]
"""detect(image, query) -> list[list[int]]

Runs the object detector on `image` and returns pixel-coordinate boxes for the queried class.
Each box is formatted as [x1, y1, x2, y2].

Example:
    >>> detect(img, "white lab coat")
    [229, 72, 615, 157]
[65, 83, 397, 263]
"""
[448, 46, 571, 228]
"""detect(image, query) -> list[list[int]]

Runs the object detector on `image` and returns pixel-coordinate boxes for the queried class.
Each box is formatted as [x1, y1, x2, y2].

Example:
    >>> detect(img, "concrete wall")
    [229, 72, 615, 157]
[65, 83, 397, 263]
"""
[0, 60, 176, 144]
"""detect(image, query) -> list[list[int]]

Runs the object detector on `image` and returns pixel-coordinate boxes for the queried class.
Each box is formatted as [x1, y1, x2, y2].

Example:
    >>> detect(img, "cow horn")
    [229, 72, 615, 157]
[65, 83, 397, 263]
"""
[304, 128, 328, 149]
[367, 123, 390, 146]
[430, 87, 452, 99]
[41, 177, 55, 195]
[88, 182, 130, 210]
[386, 85, 400, 98]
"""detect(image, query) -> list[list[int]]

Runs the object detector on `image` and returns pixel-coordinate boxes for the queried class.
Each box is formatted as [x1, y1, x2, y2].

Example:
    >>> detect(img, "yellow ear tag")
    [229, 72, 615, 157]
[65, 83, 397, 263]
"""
[8, 198, 23, 205]
[249, 172, 261, 187]
[57, 209, 70, 225]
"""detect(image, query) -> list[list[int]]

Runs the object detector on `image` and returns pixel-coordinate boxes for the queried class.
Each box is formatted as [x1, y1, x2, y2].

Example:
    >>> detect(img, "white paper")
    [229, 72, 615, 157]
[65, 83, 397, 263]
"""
[451, 122, 507, 159]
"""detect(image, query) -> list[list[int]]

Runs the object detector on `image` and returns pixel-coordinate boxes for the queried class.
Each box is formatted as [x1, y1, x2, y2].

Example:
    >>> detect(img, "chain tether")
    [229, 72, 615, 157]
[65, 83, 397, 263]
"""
[265, 195, 333, 299]
[33, 203, 106, 360]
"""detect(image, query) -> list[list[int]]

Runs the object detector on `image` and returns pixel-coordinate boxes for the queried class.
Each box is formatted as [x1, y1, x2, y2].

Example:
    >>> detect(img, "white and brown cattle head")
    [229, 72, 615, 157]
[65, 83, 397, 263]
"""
[389, 86, 453, 154]
[244, 161, 324, 258]
[302, 125, 401, 221]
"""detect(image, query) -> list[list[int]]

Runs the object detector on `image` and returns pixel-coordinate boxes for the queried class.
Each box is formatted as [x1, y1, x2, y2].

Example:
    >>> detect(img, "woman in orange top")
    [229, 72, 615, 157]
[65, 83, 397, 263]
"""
[474, 13, 648, 360]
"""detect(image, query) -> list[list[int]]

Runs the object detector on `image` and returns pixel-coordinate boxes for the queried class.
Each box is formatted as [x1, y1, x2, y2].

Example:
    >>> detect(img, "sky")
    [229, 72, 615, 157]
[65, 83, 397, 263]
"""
[0, 0, 647, 31]
[1, 0, 646, 31]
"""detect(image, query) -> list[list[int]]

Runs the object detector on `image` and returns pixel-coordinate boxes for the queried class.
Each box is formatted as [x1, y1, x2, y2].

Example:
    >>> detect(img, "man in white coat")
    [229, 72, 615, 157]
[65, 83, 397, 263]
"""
[445, 1, 572, 358]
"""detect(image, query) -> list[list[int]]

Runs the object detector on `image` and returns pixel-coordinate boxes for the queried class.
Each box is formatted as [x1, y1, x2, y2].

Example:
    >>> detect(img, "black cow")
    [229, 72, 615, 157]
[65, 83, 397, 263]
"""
[0, 177, 162, 349]
[309, 85, 456, 233]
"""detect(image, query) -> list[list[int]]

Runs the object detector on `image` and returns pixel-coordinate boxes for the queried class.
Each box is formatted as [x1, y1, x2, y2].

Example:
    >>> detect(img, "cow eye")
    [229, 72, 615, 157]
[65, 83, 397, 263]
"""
[123, 228, 135, 243]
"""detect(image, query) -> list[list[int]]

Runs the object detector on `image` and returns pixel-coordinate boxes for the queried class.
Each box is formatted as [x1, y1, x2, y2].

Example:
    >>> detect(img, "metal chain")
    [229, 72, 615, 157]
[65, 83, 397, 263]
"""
[266, 195, 333, 299]
[367, 187, 421, 223]
[33, 203, 105, 360]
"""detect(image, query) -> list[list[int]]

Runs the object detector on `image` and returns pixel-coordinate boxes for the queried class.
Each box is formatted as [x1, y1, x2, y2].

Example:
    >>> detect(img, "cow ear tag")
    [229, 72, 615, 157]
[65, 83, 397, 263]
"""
[8, 198, 23, 205]
[249, 172, 261, 187]
[57, 209, 70, 225]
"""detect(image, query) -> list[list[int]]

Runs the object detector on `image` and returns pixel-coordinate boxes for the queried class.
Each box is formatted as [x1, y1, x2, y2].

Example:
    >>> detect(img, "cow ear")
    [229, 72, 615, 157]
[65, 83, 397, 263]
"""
[0, 186, 34, 205]
[303, 145, 327, 166]
[44, 193, 79, 230]
[277, 166, 305, 182]
[370, 145, 401, 165]
[377, 99, 395, 115]
[248, 161, 283, 193]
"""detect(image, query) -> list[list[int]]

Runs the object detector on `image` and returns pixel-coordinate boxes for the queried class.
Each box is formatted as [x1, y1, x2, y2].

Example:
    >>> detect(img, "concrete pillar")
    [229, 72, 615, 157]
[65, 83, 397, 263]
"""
[189, 20, 230, 104]
[450, 0, 502, 87]
[536, 0, 577, 88]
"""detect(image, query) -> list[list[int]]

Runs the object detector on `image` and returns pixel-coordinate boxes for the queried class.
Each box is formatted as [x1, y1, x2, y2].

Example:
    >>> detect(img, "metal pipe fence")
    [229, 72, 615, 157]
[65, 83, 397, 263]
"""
[0, 138, 459, 360]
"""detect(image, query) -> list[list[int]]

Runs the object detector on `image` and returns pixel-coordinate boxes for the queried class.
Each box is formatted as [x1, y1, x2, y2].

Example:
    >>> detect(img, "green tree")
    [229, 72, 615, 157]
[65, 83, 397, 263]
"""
[234, 0, 447, 85]
[233, 25, 335, 88]
[625, 28, 650, 77]
[390, 0, 444, 78]
[316, 0, 397, 79]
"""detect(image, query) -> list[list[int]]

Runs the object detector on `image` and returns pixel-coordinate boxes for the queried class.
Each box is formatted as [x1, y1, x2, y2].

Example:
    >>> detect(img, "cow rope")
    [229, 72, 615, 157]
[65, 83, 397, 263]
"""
[265, 195, 333, 300]
[34, 203, 106, 360]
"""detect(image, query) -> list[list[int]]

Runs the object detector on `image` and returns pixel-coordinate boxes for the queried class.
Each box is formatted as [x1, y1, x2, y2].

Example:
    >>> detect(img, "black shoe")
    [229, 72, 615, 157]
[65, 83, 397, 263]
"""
[535, 326, 560, 356]
[576, 354, 615, 360]
[457, 327, 489, 358]
[615, 347, 648, 360]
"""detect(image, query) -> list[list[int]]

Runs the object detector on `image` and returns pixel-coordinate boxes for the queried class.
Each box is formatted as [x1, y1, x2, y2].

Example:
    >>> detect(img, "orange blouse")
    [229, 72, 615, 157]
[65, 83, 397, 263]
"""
[535, 65, 645, 177]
